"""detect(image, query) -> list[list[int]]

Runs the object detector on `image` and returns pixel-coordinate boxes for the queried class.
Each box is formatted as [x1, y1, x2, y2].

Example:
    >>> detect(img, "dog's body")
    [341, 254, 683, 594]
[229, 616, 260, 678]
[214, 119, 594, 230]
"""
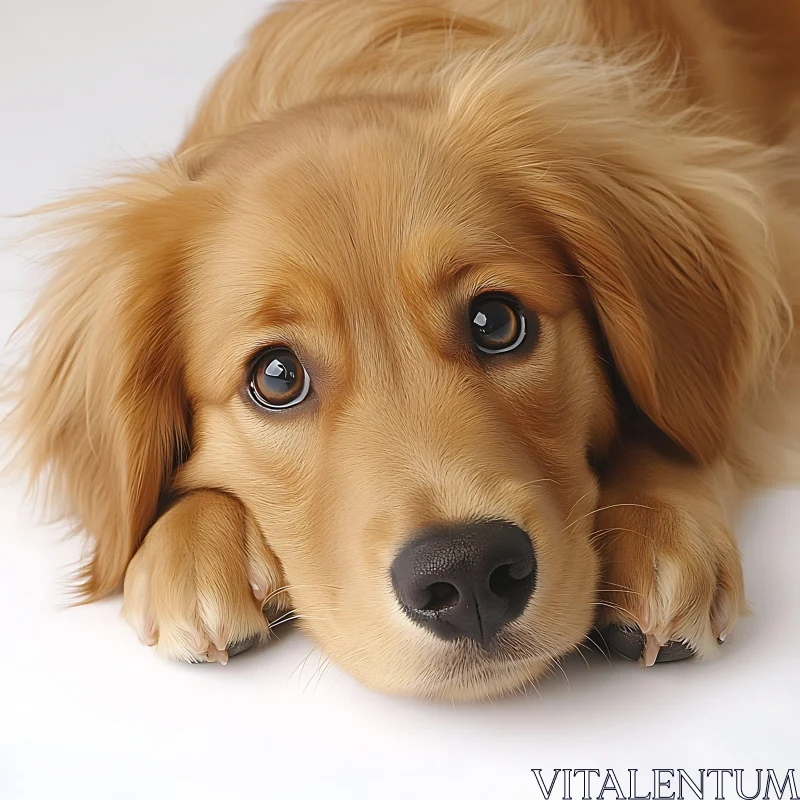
[8, 0, 800, 699]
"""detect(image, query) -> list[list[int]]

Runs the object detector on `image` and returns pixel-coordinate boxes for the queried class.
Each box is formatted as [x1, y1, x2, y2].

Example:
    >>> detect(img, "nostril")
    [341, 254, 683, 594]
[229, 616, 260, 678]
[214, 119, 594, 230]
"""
[488, 562, 532, 600]
[422, 582, 460, 612]
[391, 521, 536, 644]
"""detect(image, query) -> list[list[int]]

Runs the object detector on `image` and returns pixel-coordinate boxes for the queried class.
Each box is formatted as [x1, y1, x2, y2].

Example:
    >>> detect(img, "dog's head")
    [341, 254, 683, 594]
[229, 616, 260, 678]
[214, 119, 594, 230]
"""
[14, 51, 775, 699]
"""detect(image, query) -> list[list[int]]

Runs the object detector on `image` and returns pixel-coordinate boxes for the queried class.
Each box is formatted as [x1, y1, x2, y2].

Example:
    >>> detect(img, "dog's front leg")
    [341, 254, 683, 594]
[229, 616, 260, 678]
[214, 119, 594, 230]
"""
[122, 490, 287, 663]
[594, 440, 747, 664]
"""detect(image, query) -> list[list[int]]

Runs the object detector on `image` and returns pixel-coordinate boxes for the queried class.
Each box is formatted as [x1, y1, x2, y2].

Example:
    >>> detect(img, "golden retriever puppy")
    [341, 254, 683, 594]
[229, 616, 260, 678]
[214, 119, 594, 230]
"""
[7, 0, 800, 700]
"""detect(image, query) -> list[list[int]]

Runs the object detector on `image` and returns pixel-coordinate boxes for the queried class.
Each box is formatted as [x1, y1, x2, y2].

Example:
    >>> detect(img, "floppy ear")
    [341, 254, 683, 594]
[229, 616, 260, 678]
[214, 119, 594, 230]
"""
[7, 163, 203, 599]
[445, 49, 788, 464]
[541, 169, 764, 464]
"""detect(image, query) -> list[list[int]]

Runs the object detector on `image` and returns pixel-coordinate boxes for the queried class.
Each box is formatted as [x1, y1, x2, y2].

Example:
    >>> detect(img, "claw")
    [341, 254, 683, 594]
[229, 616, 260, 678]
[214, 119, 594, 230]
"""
[139, 620, 158, 647]
[249, 565, 272, 605]
[643, 633, 663, 667]
[251, 581, 269, 604]
[206, 644, 229, 665]
[712, 602, 733, 644]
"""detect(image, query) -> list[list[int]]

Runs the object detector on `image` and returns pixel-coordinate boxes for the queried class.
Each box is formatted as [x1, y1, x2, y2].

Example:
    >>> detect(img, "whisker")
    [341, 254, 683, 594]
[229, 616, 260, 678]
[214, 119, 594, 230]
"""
[574, 644, 591, 671]
[589, 504, 655, 528]
[288, 643, 319, 686]
[583, 628, 612, 664]
[517, 476, 560, 489]
[603, 580, 642, 590]
[589, 526, 654, 542]
[269, 613, 328, 630]
[563, 489, 594, 527]
[268, 608, 300, 627]
[563, 502, 653, 533]
[591, 600, 630, 615]
[264, 583, 344, 603]
[304, 654, 330, 695]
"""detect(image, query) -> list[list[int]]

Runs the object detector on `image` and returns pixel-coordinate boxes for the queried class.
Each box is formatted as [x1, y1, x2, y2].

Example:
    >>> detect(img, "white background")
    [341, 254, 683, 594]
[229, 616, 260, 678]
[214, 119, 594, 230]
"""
[0, 2, 798, 798]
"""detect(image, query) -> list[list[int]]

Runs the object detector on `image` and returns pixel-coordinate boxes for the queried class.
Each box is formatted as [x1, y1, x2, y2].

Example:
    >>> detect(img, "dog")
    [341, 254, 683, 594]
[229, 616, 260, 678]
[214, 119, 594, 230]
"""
[7, 0, 800, 701]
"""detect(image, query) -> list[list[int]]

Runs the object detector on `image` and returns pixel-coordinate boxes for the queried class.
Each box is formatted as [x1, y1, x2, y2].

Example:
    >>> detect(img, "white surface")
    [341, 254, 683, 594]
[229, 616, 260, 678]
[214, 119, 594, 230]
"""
[0, 3, 798, 798]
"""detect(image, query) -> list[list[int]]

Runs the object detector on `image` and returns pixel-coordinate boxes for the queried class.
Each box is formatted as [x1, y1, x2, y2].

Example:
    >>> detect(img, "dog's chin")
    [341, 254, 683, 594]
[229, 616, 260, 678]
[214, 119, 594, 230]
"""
[377, 654, 555, 702]
[347, 631, 571, 702]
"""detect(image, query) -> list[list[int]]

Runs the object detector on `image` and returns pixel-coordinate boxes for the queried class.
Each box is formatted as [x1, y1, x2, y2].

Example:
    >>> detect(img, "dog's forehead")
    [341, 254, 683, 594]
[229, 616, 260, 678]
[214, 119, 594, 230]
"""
[208, 122, 557, 310]
[235, 127, 490, 272]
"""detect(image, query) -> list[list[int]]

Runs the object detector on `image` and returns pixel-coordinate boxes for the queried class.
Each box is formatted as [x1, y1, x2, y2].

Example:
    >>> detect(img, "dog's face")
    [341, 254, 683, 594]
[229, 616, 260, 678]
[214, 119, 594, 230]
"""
[17, 63, 759, 699]
[176, 103, 616, 697]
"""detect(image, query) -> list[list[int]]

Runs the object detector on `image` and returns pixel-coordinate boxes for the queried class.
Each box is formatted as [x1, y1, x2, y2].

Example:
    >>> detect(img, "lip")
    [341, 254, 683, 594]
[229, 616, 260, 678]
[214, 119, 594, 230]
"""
[431, 634, 553, 670]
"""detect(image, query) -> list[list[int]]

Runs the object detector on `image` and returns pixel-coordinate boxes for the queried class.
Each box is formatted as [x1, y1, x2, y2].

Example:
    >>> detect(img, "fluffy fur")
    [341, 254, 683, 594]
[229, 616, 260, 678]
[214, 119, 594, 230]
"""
[6, 0, 800, 700]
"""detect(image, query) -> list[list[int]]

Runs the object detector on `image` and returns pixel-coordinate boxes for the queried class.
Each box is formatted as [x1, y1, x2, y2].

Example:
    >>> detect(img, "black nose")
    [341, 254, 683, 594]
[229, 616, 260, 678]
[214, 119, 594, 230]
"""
[390, 521, 536, 647]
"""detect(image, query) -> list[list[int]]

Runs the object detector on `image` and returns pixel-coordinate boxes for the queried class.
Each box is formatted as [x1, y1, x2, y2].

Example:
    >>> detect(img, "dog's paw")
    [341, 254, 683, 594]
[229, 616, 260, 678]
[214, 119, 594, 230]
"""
[594, 499, 746, 665]
[122, 491, 288, 664]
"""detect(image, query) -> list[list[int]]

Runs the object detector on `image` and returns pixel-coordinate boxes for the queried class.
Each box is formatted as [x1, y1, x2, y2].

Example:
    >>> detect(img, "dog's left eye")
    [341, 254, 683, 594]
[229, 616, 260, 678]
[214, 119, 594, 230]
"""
[248, 347, 311, 409]
[470, 294, 528, 354]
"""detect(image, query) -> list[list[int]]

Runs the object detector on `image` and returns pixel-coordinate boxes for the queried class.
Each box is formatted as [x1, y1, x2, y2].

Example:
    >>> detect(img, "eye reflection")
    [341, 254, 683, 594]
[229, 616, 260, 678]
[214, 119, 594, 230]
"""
[248, 347, 311, 409]
[469, 295, 530, 354]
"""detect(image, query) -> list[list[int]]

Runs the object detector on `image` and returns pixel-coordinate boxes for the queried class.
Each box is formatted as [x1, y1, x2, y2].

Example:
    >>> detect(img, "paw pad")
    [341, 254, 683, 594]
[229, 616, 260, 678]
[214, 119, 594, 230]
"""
[596, 624, 701, 664]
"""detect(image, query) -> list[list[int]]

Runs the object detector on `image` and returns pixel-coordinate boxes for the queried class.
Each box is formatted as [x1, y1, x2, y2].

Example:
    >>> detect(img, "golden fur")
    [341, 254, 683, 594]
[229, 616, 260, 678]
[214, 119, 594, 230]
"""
[6, 0, 800, 700]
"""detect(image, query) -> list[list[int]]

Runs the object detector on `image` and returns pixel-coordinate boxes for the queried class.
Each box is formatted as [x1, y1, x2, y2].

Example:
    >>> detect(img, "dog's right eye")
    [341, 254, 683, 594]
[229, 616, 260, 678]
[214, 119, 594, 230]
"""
[248, 348, 311, 409]
[469, 294, 530, 354]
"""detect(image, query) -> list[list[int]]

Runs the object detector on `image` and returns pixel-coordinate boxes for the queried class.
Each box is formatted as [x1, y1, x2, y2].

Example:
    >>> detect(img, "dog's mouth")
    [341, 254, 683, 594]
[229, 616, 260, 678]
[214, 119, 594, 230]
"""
[393, 634, 559, 701]
[442, 629, 556, 669]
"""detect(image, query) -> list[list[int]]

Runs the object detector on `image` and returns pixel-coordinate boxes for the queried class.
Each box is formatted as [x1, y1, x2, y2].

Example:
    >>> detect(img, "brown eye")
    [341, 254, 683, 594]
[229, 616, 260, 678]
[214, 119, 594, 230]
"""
[248, 348, 310, 409]
[470, 295, 529, 354]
